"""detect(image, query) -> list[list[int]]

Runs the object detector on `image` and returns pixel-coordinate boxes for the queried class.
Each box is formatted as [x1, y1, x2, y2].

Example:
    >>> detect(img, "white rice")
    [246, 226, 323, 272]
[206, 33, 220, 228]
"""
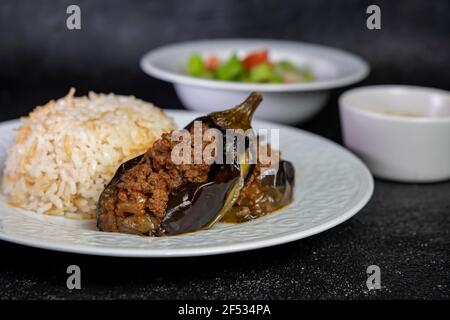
[1, 88, 176, 219]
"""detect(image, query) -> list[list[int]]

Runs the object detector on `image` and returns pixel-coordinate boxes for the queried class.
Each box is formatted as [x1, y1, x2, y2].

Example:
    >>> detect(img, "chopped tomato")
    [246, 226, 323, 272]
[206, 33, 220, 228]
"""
[205, 55, 220, 71]
[242, 50, 269, 70]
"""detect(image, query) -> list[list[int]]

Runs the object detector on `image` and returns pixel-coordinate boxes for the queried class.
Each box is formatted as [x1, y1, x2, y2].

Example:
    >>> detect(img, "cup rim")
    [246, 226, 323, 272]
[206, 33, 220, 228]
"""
[339, 85, 450, 123]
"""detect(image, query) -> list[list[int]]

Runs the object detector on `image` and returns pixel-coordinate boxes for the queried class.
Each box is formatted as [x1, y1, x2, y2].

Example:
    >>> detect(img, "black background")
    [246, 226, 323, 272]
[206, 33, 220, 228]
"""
[0, 0, 449, 299]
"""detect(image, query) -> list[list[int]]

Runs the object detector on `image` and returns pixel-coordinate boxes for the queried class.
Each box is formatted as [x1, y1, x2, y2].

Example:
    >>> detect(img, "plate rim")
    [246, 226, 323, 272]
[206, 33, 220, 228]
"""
[0, 111, 374, 257]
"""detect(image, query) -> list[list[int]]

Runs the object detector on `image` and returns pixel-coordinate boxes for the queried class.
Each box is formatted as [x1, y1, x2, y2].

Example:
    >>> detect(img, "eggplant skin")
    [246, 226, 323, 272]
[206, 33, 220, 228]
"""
[261, 160, 295, 203]
[96, 154, 145, 233]
[160, 164, 241, 235]
[222, 160, 296, 223]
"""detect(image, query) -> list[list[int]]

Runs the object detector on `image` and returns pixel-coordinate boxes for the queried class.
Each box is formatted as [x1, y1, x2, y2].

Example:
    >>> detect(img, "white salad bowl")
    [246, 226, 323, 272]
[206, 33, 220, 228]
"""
[339, 85, 450, 183]
[141, 39, 369, 124]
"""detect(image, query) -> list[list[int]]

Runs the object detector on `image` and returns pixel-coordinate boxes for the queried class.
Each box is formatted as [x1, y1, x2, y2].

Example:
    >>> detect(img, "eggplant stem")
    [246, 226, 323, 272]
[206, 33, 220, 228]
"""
[209, 92, 262, 130]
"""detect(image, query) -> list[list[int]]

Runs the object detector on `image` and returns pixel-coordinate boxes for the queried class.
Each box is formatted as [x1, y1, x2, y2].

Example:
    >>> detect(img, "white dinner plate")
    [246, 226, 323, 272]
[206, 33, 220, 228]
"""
[0, 110, 373, 257]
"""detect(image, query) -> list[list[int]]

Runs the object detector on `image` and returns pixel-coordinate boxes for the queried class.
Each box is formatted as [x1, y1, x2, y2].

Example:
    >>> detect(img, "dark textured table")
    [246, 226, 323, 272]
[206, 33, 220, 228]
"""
[0, 88, 448, 300]
[0, 0, 449, 300]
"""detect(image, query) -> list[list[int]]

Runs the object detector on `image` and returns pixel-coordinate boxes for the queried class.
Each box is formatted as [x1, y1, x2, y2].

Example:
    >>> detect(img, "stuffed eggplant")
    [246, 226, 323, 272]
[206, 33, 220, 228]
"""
[97, 92, 295, 236]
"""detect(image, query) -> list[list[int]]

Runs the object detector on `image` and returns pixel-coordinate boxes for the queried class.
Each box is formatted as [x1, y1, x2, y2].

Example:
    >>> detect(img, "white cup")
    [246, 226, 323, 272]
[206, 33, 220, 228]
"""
[339, 85, 450, 183]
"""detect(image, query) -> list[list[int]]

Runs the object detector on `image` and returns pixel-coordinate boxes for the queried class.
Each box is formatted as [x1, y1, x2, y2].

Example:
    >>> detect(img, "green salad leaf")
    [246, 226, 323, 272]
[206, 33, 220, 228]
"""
[186, 52, 316, 84]
[216, 54, 244, 81]
[248, 63, 284, 83]
[187, 54, 210, 78]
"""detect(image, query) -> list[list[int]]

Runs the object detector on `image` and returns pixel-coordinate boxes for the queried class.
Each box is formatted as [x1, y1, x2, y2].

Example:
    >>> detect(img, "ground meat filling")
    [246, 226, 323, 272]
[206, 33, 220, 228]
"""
[226, 147, 283, 223]
[101, 122, 283, 235]
[111, 124, 211, 233]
